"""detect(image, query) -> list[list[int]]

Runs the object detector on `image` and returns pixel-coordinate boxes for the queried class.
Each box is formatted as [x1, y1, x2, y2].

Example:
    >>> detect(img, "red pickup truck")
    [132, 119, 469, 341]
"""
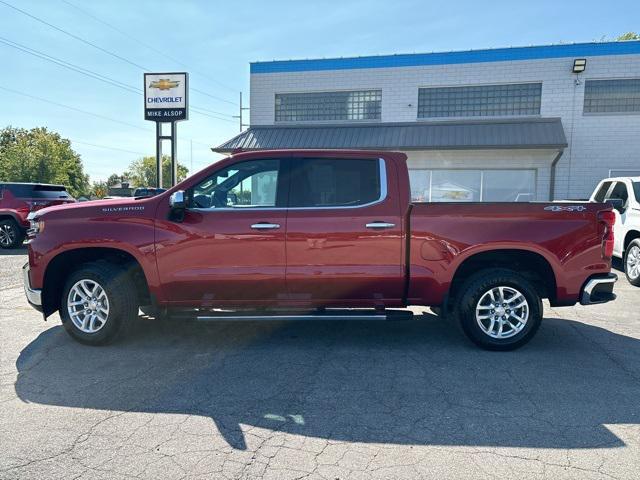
[23, 150, 617, 350]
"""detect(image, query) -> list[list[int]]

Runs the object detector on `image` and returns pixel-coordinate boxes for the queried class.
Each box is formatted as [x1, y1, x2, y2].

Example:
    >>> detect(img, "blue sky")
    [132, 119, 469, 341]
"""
[1, 0, 639, 182]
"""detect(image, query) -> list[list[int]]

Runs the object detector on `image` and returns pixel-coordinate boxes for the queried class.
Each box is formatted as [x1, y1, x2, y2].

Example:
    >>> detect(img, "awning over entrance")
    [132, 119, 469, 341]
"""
[214, 118, 567, 153]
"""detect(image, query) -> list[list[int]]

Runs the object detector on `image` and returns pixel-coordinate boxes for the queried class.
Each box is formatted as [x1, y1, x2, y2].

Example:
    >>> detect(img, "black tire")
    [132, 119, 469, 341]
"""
[430, 305, 454, 321]
[455, 268, 543, 351]
[59, 261, 138, 345]
[0, 218, 25, 249]
[623, 239, 640, 287]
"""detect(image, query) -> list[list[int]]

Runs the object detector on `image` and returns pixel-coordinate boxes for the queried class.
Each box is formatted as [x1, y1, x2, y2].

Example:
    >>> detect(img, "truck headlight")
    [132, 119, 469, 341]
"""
[27, 213, 44, 237]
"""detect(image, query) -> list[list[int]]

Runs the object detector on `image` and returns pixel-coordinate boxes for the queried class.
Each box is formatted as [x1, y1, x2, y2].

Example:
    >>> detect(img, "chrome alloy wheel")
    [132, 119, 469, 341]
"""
[475, 286, 529, 339]
[627, 245, 640, 280]
[67, 279, 110, 334]
[0, 224, 16, 247]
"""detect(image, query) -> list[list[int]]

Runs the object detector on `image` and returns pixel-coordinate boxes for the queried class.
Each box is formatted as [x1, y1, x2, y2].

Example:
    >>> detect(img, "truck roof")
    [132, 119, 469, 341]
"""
[0, 182, 67, 188]
[601, 177, 640, 182]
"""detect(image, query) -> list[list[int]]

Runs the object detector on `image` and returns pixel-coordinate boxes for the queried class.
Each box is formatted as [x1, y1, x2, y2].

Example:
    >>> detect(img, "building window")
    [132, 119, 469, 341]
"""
[584, 79, 640, 114]
[417, 83, 542, 119]
[275, 90, 381, 122]
[409, 169, 536, 202]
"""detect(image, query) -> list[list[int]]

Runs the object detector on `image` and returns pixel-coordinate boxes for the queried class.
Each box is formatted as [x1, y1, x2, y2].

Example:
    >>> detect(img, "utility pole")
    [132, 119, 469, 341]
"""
[190, 139, 193, 174]
[232, 92, 250, 132]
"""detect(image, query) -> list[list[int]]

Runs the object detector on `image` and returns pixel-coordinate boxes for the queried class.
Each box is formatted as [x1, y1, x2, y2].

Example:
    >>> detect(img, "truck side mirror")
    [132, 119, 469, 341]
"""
[169, 190, 186, 221]
[605, 198, 625, 214]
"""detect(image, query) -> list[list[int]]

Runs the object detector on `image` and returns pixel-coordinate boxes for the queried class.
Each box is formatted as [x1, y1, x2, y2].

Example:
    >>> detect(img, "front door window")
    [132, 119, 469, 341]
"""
[191, 159, 280, 209]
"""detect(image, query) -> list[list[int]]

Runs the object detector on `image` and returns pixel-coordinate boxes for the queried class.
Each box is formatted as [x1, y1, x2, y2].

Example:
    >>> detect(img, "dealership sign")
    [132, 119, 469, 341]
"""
[144, 72, 188, 122]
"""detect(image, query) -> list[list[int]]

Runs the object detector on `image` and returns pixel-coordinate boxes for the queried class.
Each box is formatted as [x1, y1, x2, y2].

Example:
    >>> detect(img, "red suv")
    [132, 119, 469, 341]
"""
[0, 183, 74, 248]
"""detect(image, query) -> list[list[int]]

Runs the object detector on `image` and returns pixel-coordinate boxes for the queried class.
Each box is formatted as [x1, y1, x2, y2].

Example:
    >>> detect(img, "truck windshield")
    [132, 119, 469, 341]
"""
[633, 182, 640, 202]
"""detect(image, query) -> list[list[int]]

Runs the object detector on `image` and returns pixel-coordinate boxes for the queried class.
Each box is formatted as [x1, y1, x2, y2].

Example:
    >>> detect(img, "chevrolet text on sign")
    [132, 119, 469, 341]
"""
[144, 72, 188, 121]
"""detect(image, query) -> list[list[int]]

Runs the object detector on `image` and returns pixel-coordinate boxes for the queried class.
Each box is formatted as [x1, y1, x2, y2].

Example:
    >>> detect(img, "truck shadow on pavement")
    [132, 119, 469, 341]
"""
[14, 313, 640, 451]
[0, 245, 28, 256]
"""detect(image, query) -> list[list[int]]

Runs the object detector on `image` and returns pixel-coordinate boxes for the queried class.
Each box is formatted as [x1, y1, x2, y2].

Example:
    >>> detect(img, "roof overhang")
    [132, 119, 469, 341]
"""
[214, 118, 567, 154]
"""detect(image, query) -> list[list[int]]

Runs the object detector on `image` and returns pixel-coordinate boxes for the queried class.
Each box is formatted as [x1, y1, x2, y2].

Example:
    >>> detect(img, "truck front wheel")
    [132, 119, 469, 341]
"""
[60, 261, 138, 345]
[456, 269, 542, 351]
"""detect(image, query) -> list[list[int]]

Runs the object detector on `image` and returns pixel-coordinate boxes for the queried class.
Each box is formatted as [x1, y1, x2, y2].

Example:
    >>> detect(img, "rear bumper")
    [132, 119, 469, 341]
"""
[22, 262, 43, 311]
[580, 273, 617, 305]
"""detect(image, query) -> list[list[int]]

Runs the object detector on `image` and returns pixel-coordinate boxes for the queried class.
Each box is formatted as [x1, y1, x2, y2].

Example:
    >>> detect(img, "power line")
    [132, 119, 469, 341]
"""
[0, 0, 147, 70]
[0, 0, 239, 107]
[1, 85, 150, 131]
[60, 0, 239, 96]
[191, 88, 238, 106]
[1, 85, 215, 148]
[190, 107, 236, 123]
[68, 139, 146, 156]
[0, 36, 139, 94]
[0, 37, 236, 123]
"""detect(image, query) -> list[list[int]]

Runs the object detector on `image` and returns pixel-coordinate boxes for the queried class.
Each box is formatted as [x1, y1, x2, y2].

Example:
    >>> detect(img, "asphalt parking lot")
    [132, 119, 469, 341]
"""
[1, 248, 640, 479]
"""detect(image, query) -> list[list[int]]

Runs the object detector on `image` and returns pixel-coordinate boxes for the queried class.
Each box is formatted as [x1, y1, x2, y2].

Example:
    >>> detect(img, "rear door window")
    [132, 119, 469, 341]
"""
[288, 158, 382, 208]
[593, 181, 612, 202]
[607, 182, 629, 207]
[6, 184, 70, 199]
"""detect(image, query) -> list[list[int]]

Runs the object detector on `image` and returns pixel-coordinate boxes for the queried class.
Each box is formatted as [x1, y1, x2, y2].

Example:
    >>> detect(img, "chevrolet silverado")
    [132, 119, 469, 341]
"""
[23, 150, 618, 350]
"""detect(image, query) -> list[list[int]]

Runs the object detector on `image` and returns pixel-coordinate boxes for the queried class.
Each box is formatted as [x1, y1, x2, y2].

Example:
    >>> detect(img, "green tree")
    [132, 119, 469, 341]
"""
[106, 173, 123, 186]
[91, 180, 108, 199]
[125, 155, 189, 189]
[0, 126, 89, 197]
[617, 32, 640, 41]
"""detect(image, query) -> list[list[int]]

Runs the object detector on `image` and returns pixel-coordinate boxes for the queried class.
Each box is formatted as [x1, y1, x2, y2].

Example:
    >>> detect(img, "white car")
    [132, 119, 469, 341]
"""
[590, 177, 640, 286]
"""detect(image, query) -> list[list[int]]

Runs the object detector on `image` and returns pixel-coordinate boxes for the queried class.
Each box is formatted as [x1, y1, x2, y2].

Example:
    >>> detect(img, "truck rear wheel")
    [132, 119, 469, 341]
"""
[60, 261, 138, 345]
[0, 219, 25, 249]
[455, 268, 542, 351]
[624, 239, 640, 287]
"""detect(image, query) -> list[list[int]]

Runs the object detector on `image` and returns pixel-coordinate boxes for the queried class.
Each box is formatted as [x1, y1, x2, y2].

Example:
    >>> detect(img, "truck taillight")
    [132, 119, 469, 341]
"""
[598, 210, 615, 259]
[26, 200, 49, 211]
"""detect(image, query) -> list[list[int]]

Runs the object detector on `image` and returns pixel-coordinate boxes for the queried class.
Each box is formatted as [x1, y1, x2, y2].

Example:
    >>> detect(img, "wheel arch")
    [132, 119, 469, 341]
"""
[623, 230, 640, 252]
[42, 247, 150, 317]
[0, 212, 23, 226]
[0, 212, 19, 220]
[448, 248, 558, 307]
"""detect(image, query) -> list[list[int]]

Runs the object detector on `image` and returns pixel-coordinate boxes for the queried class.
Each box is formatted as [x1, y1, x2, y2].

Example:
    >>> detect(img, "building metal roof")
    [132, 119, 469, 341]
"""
[251, 40, 640, 74]
[214, 118, 567, 153]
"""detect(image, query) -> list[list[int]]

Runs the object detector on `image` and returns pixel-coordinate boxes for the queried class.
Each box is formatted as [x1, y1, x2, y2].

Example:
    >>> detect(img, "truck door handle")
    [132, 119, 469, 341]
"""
[251, 222, 281, 230]
[365, 221, 396, 229]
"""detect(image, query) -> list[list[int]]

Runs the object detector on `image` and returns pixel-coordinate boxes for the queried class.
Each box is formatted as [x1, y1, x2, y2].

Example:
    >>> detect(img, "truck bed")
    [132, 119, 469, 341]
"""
[407, 201, 611, 306]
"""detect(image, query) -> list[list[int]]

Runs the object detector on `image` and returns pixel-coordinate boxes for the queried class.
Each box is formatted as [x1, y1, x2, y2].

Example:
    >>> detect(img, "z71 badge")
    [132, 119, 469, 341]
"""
[101, 206, 145, 213]
[544, 205, 587, 212]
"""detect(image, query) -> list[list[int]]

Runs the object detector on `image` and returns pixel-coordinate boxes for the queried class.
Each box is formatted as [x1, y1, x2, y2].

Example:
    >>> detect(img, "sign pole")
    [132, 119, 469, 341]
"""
[156, 122, 163, 188]
[171, 122, 177, 186]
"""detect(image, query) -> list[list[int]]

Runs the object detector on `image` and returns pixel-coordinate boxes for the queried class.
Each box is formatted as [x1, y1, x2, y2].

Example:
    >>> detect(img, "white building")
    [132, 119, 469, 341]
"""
[216, 41, 640, 201]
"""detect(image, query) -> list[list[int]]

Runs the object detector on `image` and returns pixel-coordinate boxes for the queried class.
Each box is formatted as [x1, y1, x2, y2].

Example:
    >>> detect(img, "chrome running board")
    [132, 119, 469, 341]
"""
[195, 310, 413, 322]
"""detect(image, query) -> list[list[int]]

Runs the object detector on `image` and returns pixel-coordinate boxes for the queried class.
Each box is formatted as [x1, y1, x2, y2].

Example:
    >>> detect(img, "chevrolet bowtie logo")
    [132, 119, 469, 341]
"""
[149, 79, 180, 90]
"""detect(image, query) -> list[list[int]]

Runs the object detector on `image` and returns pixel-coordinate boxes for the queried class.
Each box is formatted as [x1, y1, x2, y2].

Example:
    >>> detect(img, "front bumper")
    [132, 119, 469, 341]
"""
[580, 273, 617, 305]
[22, 262, 43, 311]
